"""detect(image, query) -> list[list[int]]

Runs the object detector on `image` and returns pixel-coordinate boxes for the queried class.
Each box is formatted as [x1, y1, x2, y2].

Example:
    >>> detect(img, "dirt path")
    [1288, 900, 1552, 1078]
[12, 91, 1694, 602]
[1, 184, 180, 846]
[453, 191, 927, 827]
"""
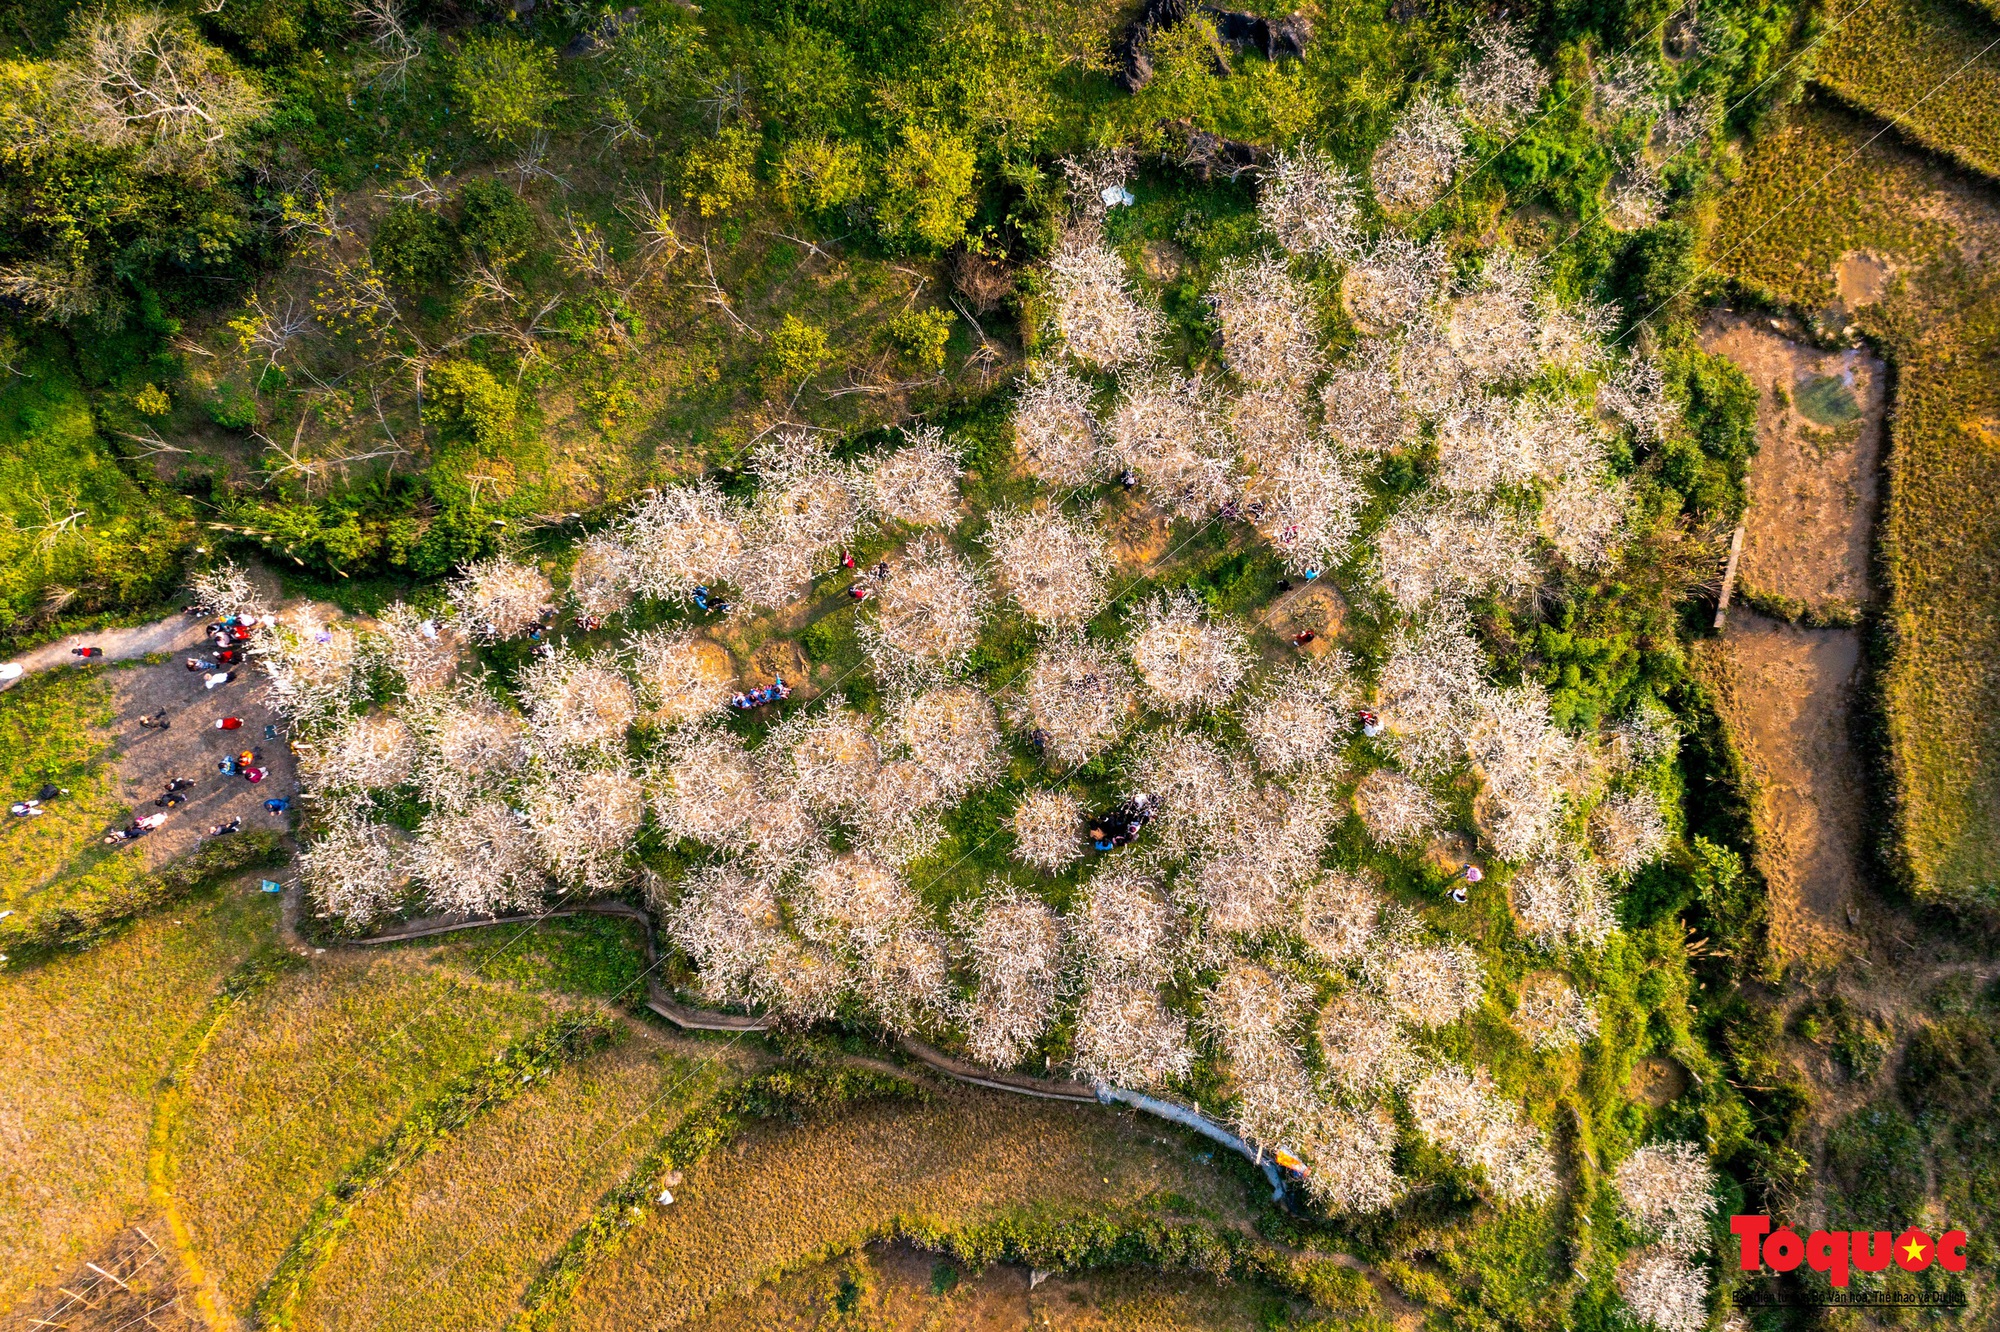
[106, 649, 299, 873]
[0, 606, 301, 864]
[0, 614, 212, 690]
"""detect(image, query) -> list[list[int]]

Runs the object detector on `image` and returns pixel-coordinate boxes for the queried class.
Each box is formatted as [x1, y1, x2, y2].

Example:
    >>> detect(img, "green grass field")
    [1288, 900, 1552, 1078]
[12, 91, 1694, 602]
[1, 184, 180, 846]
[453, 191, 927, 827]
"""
[0, 669, 122, 904]
[394, 913, 656, 1005]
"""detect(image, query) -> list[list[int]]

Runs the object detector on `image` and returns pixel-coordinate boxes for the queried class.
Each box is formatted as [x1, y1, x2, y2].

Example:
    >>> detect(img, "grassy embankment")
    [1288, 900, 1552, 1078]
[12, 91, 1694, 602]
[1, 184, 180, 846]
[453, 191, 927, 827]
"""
[682, 1240, 1326, 1332]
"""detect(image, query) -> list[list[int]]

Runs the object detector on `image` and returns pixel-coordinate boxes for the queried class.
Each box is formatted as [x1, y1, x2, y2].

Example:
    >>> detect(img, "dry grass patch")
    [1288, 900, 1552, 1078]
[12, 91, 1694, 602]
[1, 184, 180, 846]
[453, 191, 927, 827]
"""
[0, 884, 276, 1311]
[1814, 0, 2000, 181]
[168, 954, 552, 1313]
[562, 1087, 1259, 1331]
[293, 1041, 723, 1332]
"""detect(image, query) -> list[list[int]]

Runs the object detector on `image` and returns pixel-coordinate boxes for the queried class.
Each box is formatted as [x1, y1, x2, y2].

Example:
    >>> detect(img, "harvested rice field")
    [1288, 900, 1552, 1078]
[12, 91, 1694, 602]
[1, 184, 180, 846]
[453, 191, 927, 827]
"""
[294, 1039, 729, 1332]
[0, 883, 277, 1310]
[1714, 97, 2000, 906]
[560, 1088, 1264, 1331]
[166, 954, 554, 1311]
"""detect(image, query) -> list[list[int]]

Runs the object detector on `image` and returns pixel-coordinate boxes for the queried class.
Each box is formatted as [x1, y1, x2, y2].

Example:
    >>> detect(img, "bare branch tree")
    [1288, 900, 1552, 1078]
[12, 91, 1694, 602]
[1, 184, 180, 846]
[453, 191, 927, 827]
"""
[55, 13, 271, 176]
[352, 0, 423, 88]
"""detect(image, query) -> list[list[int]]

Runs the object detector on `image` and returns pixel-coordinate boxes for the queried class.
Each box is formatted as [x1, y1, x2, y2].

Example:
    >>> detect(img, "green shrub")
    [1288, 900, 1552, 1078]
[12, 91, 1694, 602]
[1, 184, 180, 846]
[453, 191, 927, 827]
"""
[1612, 222, 1698, 324]
[371, 202, 457, 287]
[775, 136, 871, 215]
[756, 25, 859, 133]
[1795, 995, 1891, 1079]
[422, 359, 517, 449]
[764, 314, 830, 387]
[1824, 1102, 1928, 1218]
[1899, 1017, 2000, 1117]
[876, 124, 977, 253]
[448, 32, 561, 145]
[203, 0, 351, 62]
[1660, 343, 1759, 518]
[456, 180, 539, 270]
[1284, 1256, 1377, 1311]
[678, 125, 760, 218]
[887, 307, 954, 373]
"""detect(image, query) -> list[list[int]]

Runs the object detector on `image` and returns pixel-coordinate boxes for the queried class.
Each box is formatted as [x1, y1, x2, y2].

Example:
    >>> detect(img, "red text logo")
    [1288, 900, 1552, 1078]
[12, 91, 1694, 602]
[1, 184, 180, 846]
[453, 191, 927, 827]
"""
[1730, 1215, 1969, 1288]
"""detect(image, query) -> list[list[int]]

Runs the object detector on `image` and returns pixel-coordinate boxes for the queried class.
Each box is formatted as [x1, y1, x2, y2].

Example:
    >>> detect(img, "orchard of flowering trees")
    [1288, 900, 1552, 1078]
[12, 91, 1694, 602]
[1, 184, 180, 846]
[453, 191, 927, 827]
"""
[260, 24, 1715, 1327]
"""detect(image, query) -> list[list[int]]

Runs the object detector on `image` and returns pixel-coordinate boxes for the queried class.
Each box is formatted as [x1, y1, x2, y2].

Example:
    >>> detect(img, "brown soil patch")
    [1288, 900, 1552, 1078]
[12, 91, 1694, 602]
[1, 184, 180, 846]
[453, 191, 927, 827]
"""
[1268, 581, 1346, 652]
[1138, 240, 1187, 282]
[1835, 250, 1895, 307]
[1702, 316, 1884, 613]
[1627, 1055, 1690, 1109]
[1104, 494, 1175, 570]
[1423, 831, 1476, 877]
[4, 1221, 203, 1331]
[745, 638, 808, 694]
[1699, 614, 1869, 965]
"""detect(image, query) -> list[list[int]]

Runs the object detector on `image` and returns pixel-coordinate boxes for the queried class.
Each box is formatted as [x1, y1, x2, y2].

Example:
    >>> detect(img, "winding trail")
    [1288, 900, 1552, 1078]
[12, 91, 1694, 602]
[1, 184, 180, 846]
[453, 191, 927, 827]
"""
[346, 902, 1289, 1197]
[0, 613, 210, 691]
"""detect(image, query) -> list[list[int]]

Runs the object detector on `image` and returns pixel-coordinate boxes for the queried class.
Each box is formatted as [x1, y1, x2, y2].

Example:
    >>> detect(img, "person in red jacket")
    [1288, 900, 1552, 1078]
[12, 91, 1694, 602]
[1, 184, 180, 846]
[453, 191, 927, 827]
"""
[216, 717, 244, 730]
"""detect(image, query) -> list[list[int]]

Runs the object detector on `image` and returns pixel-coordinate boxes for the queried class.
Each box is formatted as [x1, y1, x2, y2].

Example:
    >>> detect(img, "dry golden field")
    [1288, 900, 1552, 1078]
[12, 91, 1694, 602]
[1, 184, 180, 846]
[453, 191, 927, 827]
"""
[167, 953, 554, 1312]
[0, 881, 276, 1310]
[559, 1087, 1263, 1331]
[1814, 0, 2000, 181]
[1714, 97, 2000, 906]
[292, 1039, 725, 1332]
